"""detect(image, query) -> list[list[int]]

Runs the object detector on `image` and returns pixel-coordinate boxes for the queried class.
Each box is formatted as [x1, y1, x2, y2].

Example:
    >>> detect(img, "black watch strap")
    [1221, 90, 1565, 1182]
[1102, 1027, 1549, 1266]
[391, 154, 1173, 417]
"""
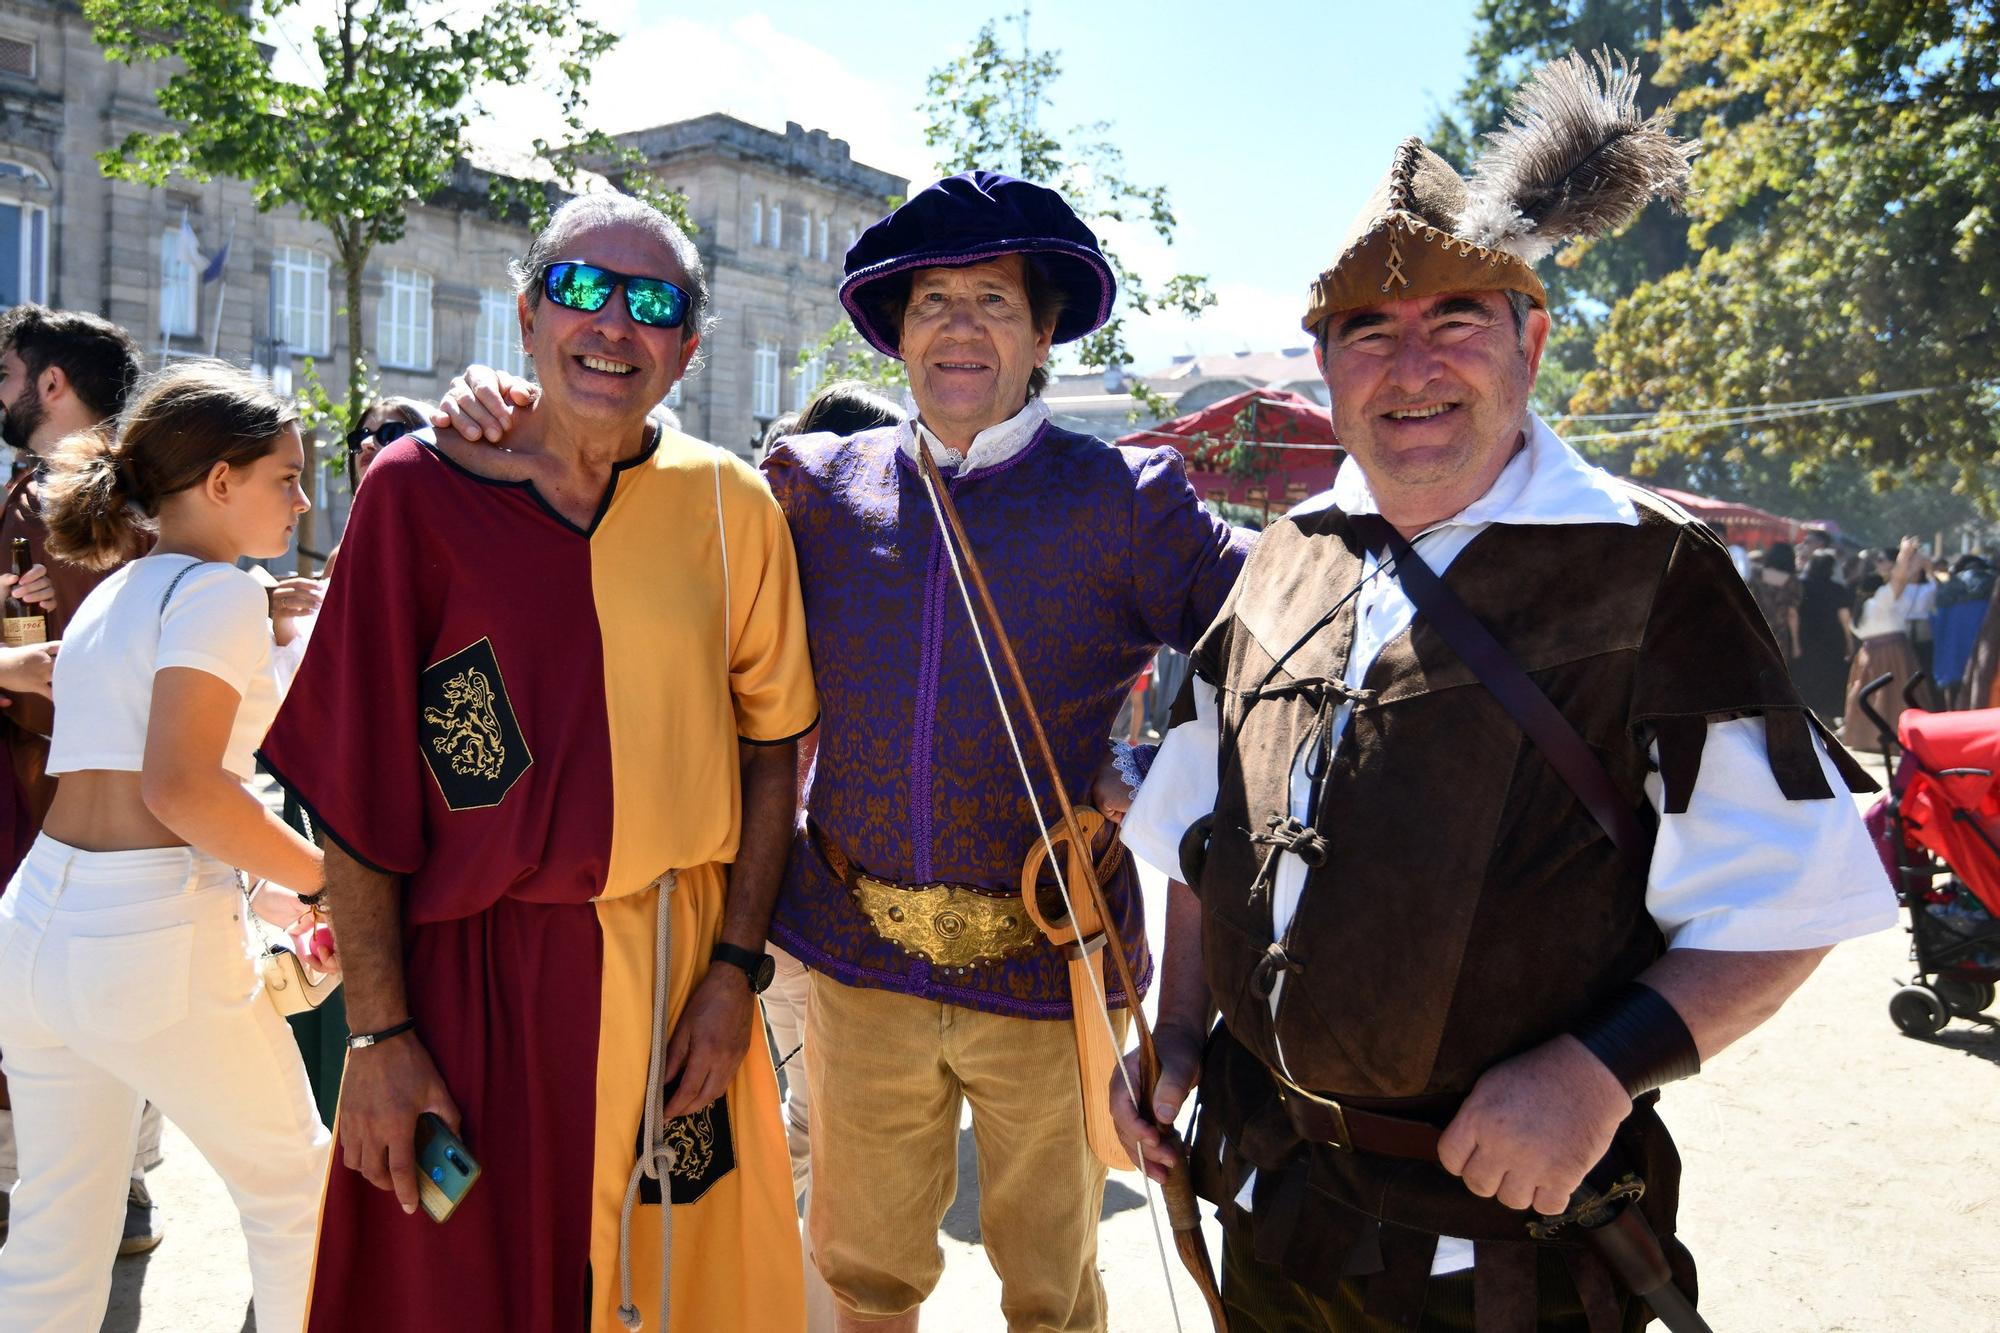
[711, 942, 775, 994]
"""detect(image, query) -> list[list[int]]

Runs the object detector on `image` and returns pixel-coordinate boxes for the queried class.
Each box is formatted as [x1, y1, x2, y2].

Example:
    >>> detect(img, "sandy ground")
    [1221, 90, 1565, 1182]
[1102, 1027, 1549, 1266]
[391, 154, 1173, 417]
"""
[96, 852, 1998, 1332]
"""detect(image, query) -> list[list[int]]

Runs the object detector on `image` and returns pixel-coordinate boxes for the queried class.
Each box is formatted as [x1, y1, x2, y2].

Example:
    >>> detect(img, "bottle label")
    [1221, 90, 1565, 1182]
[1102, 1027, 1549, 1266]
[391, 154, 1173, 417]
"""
[3, 616, 47, 647]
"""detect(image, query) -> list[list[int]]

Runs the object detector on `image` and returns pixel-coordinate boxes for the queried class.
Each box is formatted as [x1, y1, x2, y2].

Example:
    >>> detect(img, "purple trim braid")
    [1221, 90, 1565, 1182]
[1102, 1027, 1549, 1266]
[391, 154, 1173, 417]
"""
[839, 240, 1117, 359]
[910, 530, 948, 881]
[768, 916, 1151, 1020]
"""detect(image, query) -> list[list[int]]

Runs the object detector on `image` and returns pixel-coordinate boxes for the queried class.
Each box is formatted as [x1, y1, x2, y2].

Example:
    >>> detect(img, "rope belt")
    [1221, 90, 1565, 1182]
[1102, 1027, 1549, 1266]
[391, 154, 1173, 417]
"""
[616, 870, 679, 1331]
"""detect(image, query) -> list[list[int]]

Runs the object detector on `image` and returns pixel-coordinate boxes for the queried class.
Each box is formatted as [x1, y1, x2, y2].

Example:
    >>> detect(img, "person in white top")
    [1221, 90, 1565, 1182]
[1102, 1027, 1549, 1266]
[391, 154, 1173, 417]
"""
[1840, 537, 1938, 750]
[1111, 52, 1893, 1331]
[0, 362, 332, 1332]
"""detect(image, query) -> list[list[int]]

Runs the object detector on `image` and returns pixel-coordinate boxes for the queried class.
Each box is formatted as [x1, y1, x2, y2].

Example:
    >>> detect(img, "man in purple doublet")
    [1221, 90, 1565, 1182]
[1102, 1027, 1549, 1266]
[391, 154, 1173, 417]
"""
[765, 173, 1248, 1331]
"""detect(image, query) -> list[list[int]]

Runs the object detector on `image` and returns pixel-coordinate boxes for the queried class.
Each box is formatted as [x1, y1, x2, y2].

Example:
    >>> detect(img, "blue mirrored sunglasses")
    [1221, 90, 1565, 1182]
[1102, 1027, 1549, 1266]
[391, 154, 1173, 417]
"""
[540, 260, 692, 329]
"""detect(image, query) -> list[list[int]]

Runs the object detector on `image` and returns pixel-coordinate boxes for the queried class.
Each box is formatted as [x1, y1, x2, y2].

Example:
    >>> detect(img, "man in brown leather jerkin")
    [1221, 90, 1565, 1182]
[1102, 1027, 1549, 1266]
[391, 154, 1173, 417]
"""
[1114, 52, 1895, 1332]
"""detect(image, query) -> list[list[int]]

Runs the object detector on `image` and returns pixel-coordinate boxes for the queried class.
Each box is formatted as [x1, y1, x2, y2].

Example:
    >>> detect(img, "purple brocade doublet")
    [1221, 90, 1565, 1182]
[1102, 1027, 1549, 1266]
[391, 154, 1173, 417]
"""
[762, 421, 1249, 1019]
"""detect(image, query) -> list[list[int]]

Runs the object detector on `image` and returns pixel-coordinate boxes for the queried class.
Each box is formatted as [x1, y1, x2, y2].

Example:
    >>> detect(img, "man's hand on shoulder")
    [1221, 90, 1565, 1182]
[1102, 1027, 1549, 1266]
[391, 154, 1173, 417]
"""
[434, 364, 539, 444]
[1435, 1034, 1632, 1217]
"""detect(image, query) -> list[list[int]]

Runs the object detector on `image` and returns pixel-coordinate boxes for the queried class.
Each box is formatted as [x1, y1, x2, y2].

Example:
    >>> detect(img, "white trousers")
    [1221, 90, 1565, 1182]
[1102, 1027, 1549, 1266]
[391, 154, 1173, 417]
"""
[0, 836, 330, 1333]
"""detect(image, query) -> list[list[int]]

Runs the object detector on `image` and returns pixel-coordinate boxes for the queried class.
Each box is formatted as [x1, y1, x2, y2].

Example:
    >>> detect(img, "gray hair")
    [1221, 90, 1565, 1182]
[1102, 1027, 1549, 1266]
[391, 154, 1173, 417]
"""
[1503, 289, 1535, 349]
[510, 192, 715, 375]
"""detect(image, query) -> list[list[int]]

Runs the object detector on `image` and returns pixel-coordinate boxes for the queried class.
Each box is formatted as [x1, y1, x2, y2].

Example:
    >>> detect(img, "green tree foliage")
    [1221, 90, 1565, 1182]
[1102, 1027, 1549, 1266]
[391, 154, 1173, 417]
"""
[1579, 0, 2000, 499]
[86, 0, 689, 558]
[801, 11, 1213, 416]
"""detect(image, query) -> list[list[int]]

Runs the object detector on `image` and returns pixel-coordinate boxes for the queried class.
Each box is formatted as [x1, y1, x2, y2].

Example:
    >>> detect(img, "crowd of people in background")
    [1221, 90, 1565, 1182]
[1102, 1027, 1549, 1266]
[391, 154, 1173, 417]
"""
[1733, 529, 2000, 753]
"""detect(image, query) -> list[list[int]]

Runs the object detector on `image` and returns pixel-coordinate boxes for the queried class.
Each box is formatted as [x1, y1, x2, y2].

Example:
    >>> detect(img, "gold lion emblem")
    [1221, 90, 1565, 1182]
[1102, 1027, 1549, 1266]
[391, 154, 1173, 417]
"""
[665, 1105, 717, 1184]
[421, 667, 507, 781]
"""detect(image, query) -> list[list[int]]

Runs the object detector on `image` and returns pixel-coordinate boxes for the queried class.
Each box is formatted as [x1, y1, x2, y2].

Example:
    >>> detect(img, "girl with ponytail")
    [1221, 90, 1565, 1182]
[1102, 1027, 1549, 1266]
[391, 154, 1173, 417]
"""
[0, 361, 332, 1330]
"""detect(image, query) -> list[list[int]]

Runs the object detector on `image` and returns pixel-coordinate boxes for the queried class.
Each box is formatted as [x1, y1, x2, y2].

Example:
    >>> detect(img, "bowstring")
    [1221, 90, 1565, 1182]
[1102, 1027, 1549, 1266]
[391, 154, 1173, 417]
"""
[915, 455, 1188, 1332]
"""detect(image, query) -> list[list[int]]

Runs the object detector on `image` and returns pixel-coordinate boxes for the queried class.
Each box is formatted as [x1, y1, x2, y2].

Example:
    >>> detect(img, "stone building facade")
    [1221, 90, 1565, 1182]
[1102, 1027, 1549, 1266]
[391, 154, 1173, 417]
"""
[0, 1, 905, 560]
[616, 115, 906, 456]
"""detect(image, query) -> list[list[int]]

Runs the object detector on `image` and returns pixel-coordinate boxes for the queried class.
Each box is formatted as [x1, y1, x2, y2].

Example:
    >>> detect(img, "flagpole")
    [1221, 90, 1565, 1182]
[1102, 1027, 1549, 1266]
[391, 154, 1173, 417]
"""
[207, 217, 235, 358]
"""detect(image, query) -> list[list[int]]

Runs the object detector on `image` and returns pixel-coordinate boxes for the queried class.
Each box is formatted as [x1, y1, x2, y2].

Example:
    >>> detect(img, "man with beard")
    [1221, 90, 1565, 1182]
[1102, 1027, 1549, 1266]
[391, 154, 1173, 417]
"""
[0, 305, 154, 1252]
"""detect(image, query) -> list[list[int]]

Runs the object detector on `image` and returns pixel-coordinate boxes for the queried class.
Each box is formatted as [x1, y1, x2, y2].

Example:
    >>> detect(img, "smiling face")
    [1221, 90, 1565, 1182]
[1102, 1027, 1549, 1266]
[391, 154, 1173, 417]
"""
[1316, 290, 1550, 530]
[224, 425, 311, 560]
[898, 255, 1055, 448]
[521, 220, 700, 435]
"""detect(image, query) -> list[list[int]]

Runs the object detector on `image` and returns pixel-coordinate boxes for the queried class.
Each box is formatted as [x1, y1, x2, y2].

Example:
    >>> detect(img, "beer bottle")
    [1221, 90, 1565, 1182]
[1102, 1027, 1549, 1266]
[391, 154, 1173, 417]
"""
[4, 537, 47, 646]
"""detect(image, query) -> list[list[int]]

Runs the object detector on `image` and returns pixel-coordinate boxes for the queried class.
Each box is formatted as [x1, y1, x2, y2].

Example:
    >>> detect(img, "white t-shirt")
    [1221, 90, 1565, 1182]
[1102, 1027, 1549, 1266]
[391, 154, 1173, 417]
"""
[49, 557, 281, 782]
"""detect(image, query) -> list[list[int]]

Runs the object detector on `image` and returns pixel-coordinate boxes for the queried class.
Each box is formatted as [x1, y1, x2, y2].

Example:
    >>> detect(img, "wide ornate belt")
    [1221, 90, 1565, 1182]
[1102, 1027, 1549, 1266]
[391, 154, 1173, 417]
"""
[810, 822, 1040, 967]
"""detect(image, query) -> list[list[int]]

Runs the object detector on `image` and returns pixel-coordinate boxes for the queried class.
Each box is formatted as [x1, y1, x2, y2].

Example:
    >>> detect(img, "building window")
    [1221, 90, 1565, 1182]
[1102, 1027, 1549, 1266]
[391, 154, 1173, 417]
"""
[475, 288, 525, 378]
[159, 227, 198, 337]
[0, 36, 35, 79]
[770, 203, 782, 252]
[793, 354, 823, 412]
[752, 340, 781, 419]
[376, 267, 433, 371]
[817, 216, 829, 262]
[750, 197, 763, 247]
[269, 245, 329, 356]
[800, 210, 812, 257]
[848, 223, 860, 252]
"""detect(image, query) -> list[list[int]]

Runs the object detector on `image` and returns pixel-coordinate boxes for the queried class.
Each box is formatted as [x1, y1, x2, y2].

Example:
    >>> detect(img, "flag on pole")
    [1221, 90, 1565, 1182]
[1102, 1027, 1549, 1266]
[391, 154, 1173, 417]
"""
[175, 209, 203, 273]
[201, 238, 229, 284]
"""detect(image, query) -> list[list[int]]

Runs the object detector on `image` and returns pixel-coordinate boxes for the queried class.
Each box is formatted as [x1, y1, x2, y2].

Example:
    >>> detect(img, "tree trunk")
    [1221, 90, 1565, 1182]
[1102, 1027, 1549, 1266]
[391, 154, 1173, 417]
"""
[296, 234, 369, 576]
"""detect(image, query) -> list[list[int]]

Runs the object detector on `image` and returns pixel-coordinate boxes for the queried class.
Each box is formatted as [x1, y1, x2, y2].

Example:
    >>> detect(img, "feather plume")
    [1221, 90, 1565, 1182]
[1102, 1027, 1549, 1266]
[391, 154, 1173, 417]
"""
[1456, 49, 1698, 263]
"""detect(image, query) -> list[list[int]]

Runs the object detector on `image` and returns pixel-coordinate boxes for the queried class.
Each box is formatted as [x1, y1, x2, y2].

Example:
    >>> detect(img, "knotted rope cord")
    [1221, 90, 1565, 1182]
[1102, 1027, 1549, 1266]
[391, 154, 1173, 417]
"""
[617, 871, 679, 1331]
[913, 453, 1187, 1332]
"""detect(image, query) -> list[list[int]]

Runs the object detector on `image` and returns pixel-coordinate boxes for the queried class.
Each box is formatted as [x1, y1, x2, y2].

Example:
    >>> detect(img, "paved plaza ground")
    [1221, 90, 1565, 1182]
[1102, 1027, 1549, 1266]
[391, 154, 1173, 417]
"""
[99, 843, 1998, 1331]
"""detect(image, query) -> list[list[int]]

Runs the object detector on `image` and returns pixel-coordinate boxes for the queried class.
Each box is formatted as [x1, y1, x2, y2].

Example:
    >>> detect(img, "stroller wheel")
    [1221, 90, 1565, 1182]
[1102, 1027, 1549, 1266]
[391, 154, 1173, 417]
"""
[1934, 976, 1997, 1017]
[1890, 984, 1949, 1037]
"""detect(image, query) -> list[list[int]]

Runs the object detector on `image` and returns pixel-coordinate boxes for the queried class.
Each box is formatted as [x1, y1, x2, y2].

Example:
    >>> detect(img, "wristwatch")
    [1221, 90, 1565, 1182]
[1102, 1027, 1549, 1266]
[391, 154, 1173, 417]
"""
[710, 942, 776, 994]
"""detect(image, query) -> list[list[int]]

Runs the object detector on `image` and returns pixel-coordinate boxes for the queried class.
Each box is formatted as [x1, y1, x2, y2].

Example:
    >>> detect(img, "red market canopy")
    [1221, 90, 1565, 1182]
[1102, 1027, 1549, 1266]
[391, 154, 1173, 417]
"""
[1116, 389, 1342, 517]
[1635, 483, 1810, 548]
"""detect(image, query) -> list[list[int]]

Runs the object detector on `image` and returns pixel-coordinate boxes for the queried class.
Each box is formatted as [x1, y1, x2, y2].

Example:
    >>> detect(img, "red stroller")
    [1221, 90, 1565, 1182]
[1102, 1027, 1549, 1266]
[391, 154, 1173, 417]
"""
[1859, 673, 2000, 1036]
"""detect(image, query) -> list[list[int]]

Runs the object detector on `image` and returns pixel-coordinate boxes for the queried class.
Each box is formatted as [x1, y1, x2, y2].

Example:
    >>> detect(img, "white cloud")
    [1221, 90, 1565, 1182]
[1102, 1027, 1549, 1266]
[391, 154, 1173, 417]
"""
[470, 11, 934, 185]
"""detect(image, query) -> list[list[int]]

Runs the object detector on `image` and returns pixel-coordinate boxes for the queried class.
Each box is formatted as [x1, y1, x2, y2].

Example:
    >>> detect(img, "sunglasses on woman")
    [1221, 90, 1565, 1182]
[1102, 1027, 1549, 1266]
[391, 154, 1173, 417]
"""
[540, 261, 692, 329]
[343, 419, 418, 452]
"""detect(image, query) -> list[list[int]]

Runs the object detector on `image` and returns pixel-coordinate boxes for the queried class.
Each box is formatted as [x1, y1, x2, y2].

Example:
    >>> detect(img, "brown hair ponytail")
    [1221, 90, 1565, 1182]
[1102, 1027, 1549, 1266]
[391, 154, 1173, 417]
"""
[41, 361, 300, 571]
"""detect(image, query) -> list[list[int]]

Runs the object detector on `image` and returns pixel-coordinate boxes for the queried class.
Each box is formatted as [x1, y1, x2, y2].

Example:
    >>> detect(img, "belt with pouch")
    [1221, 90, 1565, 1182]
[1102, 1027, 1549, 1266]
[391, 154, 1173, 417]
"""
[811, 820, 1124, 968]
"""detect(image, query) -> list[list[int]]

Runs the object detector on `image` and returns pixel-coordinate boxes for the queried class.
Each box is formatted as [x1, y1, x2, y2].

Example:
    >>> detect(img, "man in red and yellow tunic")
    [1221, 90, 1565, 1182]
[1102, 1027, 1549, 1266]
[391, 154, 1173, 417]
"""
[262, 194, 816, 1332]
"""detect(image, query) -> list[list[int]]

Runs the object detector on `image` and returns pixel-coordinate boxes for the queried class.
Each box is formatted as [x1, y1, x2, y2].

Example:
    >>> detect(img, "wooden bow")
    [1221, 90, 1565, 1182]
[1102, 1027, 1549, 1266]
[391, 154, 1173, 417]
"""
[913, 438, 1228, 1332]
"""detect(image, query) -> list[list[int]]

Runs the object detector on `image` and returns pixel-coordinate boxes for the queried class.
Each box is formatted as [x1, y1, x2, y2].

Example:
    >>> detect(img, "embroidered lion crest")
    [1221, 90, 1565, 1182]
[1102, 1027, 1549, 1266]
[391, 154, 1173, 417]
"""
[422, 667, 507, 780]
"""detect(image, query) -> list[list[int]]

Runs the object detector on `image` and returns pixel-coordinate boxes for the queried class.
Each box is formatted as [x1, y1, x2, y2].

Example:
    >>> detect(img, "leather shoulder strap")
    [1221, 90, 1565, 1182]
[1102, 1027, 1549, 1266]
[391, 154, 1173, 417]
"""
[1356, 515, 1650, 869]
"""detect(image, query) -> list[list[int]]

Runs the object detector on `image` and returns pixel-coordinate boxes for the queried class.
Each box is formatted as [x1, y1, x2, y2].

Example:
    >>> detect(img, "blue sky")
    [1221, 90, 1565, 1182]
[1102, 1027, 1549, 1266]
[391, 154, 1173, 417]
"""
[550, 1, 1484, 370]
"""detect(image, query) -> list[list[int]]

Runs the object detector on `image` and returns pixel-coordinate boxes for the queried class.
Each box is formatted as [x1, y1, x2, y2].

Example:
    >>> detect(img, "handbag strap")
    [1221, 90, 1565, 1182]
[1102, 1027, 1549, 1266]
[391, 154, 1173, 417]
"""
[156, 557, 209, 618]
[1349, 513, 1651, 870]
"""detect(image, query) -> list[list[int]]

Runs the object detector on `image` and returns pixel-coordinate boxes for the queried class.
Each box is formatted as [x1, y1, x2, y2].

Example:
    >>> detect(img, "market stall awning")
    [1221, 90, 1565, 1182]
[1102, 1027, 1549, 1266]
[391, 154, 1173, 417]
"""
[1635, 483, 1811, 548]
[1116, 389, 1342, 519]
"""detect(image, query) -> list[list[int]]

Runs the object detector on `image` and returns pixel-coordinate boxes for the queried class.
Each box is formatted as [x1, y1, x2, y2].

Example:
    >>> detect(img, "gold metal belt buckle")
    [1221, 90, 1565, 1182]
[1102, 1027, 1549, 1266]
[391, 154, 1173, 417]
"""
[1274, 1068, 1353, 1151]
[851, 876, 1041, 968]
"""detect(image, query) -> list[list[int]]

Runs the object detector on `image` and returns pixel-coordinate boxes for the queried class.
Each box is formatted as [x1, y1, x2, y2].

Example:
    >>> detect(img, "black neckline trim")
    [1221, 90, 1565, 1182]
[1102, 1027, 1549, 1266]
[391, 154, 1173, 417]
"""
[419, 420, 662, 538]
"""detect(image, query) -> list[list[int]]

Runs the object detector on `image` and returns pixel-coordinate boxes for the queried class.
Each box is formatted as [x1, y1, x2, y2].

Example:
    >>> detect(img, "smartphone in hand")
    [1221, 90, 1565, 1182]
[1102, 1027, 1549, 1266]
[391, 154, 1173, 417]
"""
[415, 1112, 481, 1223]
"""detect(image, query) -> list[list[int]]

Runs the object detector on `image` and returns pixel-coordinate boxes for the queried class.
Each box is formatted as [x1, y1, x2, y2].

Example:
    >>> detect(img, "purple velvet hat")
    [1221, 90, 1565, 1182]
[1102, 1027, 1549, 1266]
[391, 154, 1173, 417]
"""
[839, 170, 1117, 359]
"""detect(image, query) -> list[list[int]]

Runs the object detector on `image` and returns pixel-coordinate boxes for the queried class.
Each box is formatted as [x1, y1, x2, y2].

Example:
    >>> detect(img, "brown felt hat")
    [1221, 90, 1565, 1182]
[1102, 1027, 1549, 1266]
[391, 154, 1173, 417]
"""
[1302, 138, 1547, 336]
[1302, 50, 1697, 336]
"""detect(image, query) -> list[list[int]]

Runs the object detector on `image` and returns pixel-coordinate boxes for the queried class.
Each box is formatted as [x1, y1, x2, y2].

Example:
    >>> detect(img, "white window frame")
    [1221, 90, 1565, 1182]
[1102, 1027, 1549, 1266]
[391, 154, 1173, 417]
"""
[817, 216, 830, 262]
[750, 197, 763, 247]
[793, 353, 824, 412]
[800, 209, 813, 258]
[269, 245, 330, 357]
[159, 227, 198, 337]
[376, 266, 433, 372]
[475, 287, 526, 378]
[752, 340, 781, 419]
[770, 203, 783, 251]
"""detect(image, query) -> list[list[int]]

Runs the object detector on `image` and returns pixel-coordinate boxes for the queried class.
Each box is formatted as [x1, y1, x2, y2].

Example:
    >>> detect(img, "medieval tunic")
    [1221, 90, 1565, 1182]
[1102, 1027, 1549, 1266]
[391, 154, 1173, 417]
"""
[260, 428, 818, 1333]
[761, 402, 1250, 1018]
[1124, 417, 1893, 1325]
